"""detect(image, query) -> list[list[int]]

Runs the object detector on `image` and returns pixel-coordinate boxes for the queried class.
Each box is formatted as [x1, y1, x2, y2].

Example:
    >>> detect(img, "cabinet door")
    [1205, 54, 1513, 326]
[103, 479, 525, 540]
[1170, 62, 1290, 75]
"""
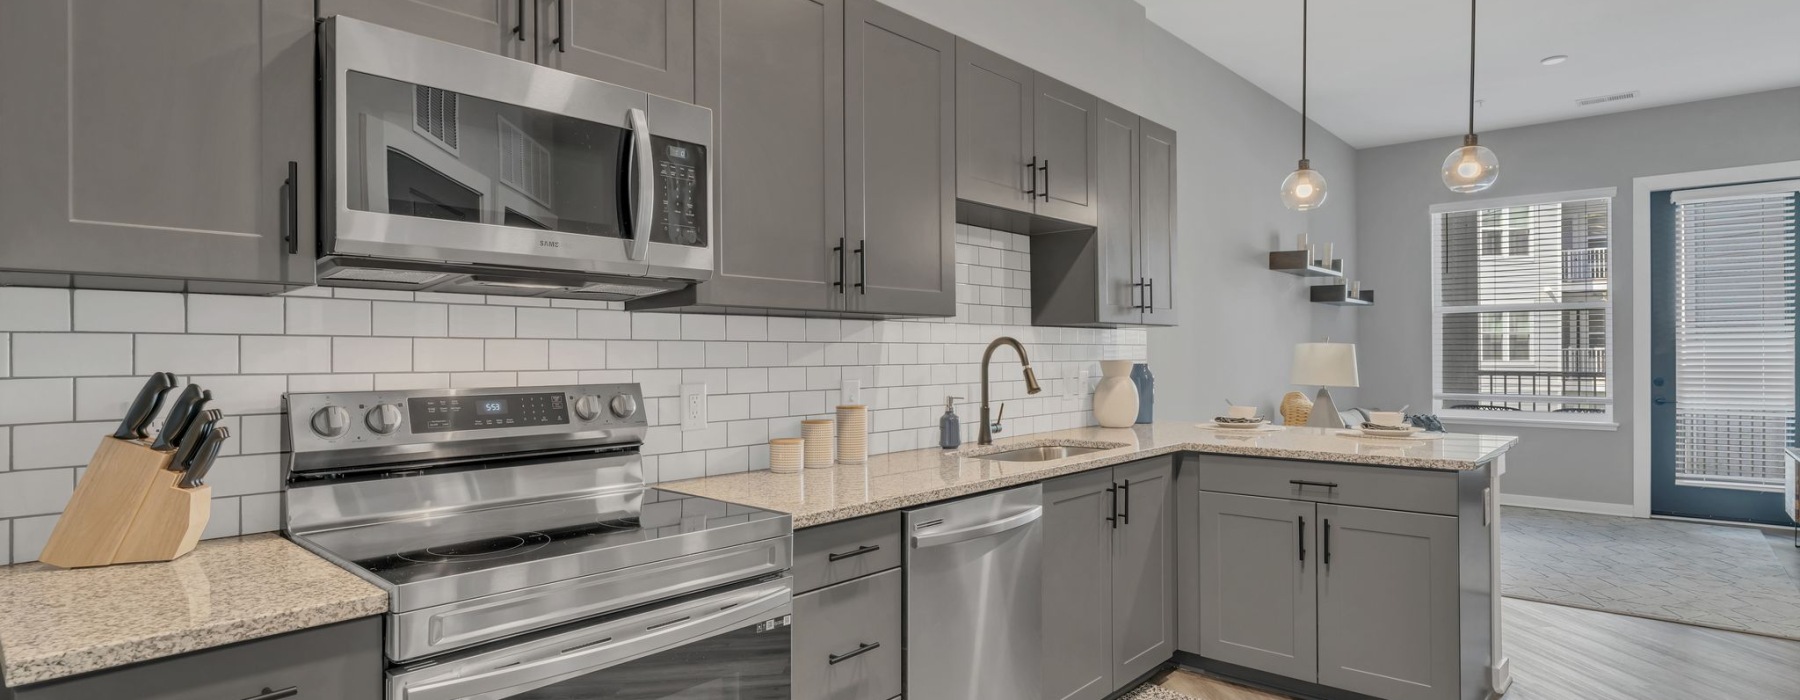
[1112, 457, 1175, 684]
[1137, 117, 1177, 326]
[1197, 491, 1317, 682]
[794, 569, 904, 700]
[955, 40, 1035, 213]
[845, 0, 955, 316]
[1316, 505, 1460, 700]
[1031, 73, 1099, 226]
[541, 0, 699, 102]
[1040, 468, 1115, 700]
[1095, 102, 1142, 325]
[319, 0, 530, 60]
[0, 0, 312, 288]
[691, 0, 845, 311]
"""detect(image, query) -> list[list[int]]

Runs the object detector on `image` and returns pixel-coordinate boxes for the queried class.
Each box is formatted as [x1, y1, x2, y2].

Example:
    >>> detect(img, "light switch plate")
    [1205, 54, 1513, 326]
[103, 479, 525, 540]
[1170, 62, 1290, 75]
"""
[841, 379, 861, 405]
[680, 383, 707, 431]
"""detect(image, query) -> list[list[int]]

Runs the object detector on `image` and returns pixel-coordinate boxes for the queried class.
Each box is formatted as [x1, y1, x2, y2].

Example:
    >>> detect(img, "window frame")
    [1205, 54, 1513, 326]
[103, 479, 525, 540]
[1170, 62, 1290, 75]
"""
[1429, 187, 1620, 430]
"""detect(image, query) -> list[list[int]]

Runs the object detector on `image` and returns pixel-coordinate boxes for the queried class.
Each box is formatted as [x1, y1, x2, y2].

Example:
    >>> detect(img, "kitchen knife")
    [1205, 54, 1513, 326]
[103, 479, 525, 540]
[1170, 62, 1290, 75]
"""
[171, 409, 222, 470]
[110, 372, 173, 440]
[150, 384, 204, 451]
[178, 426, 229, 489]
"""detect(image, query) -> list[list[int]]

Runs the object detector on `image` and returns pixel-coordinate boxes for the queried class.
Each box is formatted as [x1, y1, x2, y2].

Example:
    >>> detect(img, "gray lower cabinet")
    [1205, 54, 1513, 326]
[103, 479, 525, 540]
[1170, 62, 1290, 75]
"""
[1316, 504, 1460, 700]
[2, 617, 382, 700]
[1196, 490, 1318, 682]
[1041, 458, 1175, 700]
[793, 515, 904, 700]
[0, 0, 315, 292]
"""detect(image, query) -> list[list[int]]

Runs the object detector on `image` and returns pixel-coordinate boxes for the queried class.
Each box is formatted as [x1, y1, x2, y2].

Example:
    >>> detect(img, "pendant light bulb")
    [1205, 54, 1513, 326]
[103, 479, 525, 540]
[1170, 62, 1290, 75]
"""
[1444, 0, 1498, 193]
[1282, 159, 1329, 210]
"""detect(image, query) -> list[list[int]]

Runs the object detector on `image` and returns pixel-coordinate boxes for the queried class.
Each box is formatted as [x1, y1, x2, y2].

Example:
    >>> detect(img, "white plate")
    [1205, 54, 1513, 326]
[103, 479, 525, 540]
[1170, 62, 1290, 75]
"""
[1337, 429, 1444, 441]
[1359, 425, 1419, 437]
[1211, 420, 1268, 429]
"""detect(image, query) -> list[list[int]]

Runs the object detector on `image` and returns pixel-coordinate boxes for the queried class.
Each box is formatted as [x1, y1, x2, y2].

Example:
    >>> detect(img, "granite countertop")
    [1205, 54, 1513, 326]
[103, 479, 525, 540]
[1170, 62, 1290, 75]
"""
[660, 422, 1519, 528]
[0, 533, 387, 687]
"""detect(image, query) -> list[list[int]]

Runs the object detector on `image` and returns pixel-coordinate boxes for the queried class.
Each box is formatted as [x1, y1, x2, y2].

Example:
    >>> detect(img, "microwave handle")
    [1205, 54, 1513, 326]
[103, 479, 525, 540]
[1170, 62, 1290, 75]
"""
[626, 107, 654, 262]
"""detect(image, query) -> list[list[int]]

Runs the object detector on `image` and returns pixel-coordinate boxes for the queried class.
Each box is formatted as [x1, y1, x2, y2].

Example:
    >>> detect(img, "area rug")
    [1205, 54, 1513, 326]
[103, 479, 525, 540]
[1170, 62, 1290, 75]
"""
[1119, 685, 1204, 700]
[1501, 506, 1800, 640]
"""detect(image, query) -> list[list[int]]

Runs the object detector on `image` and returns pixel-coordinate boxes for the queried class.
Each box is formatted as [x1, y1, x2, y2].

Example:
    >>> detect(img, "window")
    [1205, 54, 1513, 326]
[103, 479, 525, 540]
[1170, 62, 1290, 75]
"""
[1431, 189, 1616, 424]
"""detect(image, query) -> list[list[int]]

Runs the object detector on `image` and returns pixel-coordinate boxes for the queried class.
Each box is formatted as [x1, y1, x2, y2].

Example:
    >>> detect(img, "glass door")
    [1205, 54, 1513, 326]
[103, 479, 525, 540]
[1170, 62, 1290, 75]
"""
[1650, 183, 1798, 524]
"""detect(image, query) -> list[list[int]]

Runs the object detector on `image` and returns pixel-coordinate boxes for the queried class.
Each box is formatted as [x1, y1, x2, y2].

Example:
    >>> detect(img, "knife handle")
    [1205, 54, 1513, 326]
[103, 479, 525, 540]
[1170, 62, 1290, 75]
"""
[173, 409, 222, 468]
[180, 427, 230, 489]
[112, 372, 172, 440]
[150, 385, 203, 451]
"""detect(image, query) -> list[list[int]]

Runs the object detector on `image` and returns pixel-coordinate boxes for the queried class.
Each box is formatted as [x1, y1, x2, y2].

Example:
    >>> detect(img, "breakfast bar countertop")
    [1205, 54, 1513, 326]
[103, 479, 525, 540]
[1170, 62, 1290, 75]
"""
[659, 422, 1519, 528]
[0, 533, 388, 687]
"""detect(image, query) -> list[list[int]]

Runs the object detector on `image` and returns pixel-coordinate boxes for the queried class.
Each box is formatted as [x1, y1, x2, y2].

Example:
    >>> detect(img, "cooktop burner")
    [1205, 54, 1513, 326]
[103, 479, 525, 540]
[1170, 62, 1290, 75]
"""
[396, 532, 552, 564]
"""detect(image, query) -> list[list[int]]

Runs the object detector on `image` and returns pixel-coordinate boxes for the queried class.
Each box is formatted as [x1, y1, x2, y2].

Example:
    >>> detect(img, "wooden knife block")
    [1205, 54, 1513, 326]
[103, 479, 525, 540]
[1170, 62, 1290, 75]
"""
[39, 436, 211, 568]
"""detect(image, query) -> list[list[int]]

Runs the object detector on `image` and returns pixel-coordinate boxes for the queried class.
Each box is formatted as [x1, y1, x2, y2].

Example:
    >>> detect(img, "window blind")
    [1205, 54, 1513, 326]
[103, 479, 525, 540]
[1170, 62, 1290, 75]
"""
[1671, 185, 1797, 491]
[1433, 196, 1613, 416]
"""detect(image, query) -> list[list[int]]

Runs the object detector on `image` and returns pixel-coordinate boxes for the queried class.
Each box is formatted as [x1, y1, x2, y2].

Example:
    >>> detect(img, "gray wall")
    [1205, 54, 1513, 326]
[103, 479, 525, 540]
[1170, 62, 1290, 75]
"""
[1356, 87, 1800, 507]
[887, 0, 1362, 422]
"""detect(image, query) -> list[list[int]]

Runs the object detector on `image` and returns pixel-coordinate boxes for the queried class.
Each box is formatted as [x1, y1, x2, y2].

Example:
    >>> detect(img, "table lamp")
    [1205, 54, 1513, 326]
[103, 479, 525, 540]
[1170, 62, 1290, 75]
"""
[1292, 342, 1358, 428]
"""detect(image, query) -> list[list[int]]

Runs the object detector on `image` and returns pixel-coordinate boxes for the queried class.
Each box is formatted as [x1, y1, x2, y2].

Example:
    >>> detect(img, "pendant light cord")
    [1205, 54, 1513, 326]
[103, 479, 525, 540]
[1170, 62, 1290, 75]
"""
[1468, 0, 1477, 137]
[1300, 0, 1308, 161]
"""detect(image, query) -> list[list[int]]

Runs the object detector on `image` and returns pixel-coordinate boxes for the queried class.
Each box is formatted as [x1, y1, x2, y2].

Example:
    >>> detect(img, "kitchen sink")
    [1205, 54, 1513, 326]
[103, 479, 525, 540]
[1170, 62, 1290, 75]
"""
[973, 445, 1112, 462]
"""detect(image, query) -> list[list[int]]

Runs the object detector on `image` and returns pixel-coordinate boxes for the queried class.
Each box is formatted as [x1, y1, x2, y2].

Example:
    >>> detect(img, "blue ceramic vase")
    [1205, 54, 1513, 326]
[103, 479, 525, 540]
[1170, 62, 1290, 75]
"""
[1131, 363, 1154, 424]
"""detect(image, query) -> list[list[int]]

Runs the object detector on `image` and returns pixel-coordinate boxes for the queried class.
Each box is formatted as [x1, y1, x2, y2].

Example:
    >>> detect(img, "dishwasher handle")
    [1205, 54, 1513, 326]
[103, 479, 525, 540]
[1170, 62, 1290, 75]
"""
[911, 506, 1043, 549]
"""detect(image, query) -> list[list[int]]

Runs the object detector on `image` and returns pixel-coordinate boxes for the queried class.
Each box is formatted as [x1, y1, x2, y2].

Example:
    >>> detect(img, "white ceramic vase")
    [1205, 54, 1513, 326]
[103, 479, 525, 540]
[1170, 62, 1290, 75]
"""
[1093, 360, 1140, 428]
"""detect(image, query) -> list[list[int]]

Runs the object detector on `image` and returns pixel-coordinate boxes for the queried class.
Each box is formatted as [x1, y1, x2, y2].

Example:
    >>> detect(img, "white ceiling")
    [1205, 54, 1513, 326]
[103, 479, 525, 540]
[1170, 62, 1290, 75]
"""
[1141, 0, 1800, 148]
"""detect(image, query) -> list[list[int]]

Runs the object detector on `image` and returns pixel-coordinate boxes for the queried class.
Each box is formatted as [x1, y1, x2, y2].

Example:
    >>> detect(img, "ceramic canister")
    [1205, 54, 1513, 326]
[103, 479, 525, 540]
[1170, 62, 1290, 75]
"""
[1093, 360, 1140, 428]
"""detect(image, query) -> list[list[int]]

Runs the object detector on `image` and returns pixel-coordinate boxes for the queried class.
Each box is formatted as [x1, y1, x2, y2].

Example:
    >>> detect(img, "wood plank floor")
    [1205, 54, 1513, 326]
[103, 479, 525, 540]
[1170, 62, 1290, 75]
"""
[1153, 597, 1800, 700]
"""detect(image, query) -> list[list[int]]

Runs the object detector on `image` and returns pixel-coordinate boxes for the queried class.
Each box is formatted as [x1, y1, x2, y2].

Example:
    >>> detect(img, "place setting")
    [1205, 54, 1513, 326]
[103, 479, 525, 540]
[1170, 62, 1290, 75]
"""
[1200, 402, 1284, 433]
[1337, 409, 1444, 440]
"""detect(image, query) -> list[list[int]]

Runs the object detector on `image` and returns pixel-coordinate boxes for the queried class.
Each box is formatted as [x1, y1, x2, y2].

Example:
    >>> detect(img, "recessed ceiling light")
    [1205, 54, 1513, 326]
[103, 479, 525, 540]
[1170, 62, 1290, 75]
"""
[1541, 55, 1569, 66]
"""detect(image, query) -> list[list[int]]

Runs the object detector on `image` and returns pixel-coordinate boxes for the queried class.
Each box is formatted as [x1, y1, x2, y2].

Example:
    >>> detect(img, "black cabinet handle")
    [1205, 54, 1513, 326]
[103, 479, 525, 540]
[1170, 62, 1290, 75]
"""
[1323, 519, 1332, 567]
[1024, 157, 1038, 197]
[552, 0, 566, 51]
[854, 241, 866, 294]
[834, 237, 845, 292]
[1039, 160, 1050, 201]
[1145, 278, 1154, 311]
[243, 687, 297, 700]
[1119, 479, 1131, 525]
[1106, 483, 1118, 529]
[282, 161, 298, 255]
[828, 641, 881, 665]
[827, 544, 880, 562]
[1289, 479, 1338, 490]
[512, 0, 525, 40]
[1297, 515, 1306, 562]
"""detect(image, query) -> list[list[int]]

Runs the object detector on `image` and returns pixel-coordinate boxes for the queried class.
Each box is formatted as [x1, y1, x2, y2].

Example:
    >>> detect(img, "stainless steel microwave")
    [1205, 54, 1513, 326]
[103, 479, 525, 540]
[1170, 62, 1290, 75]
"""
[317, 17, 712, 301]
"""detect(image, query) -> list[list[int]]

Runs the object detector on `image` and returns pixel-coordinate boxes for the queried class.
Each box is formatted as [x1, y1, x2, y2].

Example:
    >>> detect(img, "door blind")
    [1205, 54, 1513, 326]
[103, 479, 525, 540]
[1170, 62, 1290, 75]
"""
[1672, 186, 1797, 491]
[1434, 196, 1612, 415]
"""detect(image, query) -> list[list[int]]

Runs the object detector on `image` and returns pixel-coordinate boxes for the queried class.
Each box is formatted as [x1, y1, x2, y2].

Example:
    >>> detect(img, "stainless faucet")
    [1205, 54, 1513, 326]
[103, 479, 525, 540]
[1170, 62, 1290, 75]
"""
[979, 337, 1042, 445]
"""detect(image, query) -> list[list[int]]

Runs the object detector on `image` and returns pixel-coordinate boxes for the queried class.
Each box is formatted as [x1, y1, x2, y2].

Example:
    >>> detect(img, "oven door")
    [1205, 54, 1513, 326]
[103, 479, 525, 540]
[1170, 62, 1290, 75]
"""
[389, 577, 791, 700]
[321, 16, 712, 284]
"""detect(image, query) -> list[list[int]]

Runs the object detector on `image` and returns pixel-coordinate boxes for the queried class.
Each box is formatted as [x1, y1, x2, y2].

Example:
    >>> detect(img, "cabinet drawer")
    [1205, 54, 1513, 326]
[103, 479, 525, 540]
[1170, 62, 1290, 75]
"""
[794, 569, 903, 700]
[5, 617, 382, 700]
[1197, 455, 1458, 516]
[793, 513, 902, 593]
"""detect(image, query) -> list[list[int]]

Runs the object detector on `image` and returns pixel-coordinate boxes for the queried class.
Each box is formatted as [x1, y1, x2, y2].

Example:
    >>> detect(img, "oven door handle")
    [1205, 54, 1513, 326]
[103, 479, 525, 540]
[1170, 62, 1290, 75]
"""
[395, 582, 791, 700]
[626, 106, 654, 262]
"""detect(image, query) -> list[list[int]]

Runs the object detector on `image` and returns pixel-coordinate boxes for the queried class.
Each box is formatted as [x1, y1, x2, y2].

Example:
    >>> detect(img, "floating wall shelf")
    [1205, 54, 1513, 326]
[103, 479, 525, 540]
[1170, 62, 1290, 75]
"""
[1268, 250, 1343, 278]
[1310, 284, 1374, 306]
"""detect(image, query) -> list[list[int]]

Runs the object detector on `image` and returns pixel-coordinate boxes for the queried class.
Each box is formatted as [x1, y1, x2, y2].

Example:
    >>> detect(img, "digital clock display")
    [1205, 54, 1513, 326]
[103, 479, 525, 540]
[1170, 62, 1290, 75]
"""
[477, 399, 507, 415]
[408, 392, 568, 432]
[667, 144, 688, 160]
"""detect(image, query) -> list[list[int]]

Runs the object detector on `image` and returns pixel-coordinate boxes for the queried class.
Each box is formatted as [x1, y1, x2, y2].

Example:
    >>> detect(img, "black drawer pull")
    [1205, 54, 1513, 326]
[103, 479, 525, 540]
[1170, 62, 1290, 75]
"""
[828, 641, 881, 665]
[827, 544, 881, 562]
[1297, 515, 1306, 563]
[282, 161, 298, 255]
[1289, 479, 1339, 490]
[1323, 519, 1333, 567]
[244, 687, 297, 700]
[647, 616, 692, 631]
[1119, 479, 1131, 525]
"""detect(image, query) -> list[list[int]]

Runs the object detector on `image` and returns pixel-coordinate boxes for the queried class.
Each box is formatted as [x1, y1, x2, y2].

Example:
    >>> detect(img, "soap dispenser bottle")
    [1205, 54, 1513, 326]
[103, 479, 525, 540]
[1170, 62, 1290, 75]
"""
[939, 396, 965, 449]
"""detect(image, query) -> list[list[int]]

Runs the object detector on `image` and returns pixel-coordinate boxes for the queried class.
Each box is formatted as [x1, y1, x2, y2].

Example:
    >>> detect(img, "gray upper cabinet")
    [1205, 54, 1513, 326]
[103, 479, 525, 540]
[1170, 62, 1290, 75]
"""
[1316, 505, 1461, 700]
[319, 0, 532, 60]
[1197, 490, 1318, 682]
[1136, 116, 1177, 326]
[0, 0, 315, 292]
[1041, 468, 1115, 700]
[845, 0, 956, 316]
[1031, 73, 1099, 226]
[955, 40, 1035, 215]
[540, 0, 700, 101]
[1112, 458, 1175, 684]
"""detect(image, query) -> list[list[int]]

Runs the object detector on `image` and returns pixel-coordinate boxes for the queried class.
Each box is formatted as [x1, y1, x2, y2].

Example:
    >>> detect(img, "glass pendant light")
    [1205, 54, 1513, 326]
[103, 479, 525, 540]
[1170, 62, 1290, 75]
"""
[1443, 0, 1498, 193]
[1281, 0, 1327, 211]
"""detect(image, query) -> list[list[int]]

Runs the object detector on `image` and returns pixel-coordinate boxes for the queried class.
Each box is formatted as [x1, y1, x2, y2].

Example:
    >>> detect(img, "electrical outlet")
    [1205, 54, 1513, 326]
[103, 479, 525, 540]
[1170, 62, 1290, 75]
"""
[1077, 367, 1092, 396]
[680, 383, 708, 431]
[841, 379, 862, 405]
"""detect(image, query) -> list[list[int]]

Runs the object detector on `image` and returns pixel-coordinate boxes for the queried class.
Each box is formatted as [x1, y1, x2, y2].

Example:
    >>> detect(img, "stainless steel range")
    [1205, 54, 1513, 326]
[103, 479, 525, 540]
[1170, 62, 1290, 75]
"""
[282, 384, 792, 699]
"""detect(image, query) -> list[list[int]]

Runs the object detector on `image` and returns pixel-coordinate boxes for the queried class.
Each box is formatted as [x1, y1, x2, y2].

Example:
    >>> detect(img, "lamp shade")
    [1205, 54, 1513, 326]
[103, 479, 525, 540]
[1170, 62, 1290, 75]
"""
[1291, 342, 1359, 387]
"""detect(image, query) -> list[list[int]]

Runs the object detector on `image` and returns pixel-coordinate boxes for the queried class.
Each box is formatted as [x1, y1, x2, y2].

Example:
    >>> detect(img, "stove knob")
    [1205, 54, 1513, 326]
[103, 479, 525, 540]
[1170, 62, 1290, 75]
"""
[573, 394, 603, 421]
[609, 394, 639, 419]
[310, 405, 351, 439]
[365, 403, 405, 435]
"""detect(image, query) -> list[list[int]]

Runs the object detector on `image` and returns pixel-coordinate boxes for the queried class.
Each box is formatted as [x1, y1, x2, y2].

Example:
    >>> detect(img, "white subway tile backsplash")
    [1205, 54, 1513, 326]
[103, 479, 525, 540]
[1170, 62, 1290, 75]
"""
[0, 378, 74, 424]
[577, 310, 633, 339]
[73, 290, 184, 333]
[331, 288, 414, 301]
[333, 337, 413, 373]
[450, 372, 517, 388]
[241, 335, 332, 374]
[12, 514, 57, 563]
[373, 302, 448, 337]
[206, 453, 281, 498]
[681, 315, 725, 341]
[187, 375, 287, 415]
[11, 422, 112, 470]
[375, 373, 451, 391]
[725, 316, 767, 341]
[136, 334, 238, 375]
[0, 428, 9, 470]
[517, 308, 578, 339]
[289, 373, 373, 393]
[238, 414, 282, 455]
[485, 339, 549, 371]
[187, 295, 285, 335]
[449, 305, 515, 338]
[241, 493, 281, 533]
[768, 317, 807, 342]
[608, 341, 659, 369]
[414, 338, 486, 372]
[549, 340, 606, 370]
[632, 313, 682, 340]
[286, 298, 371, 336]
[0, 288, 71, 332]
[201, 498, 240, 539]
[13, 333, 132, 377]
[659, 342, 705, 369]
[0, 469, 73, 517]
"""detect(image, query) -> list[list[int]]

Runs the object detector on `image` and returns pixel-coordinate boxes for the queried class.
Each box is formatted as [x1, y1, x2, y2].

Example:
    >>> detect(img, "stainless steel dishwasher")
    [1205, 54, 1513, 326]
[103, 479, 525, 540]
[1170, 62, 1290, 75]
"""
[905, 484, 1044, 699]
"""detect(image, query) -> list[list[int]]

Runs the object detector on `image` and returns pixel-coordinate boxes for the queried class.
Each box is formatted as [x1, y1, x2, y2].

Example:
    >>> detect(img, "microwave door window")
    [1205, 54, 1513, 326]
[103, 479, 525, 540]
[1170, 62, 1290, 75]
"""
[346, 72, 629, 239]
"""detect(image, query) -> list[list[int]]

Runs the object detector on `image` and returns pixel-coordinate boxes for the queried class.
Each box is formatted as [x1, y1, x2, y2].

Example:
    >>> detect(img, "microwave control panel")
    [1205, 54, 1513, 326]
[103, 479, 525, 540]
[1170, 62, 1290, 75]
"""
[651, 136, 707, 247]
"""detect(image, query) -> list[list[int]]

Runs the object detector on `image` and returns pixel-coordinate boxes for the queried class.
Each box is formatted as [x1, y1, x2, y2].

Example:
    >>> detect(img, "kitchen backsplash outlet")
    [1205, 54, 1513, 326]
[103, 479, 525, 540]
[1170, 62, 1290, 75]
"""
[0, 226, 1146, 563]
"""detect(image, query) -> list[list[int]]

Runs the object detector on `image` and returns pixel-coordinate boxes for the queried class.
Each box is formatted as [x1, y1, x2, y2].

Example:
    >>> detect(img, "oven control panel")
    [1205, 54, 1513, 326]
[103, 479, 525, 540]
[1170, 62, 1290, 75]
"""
[408, 392, 569, 433]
